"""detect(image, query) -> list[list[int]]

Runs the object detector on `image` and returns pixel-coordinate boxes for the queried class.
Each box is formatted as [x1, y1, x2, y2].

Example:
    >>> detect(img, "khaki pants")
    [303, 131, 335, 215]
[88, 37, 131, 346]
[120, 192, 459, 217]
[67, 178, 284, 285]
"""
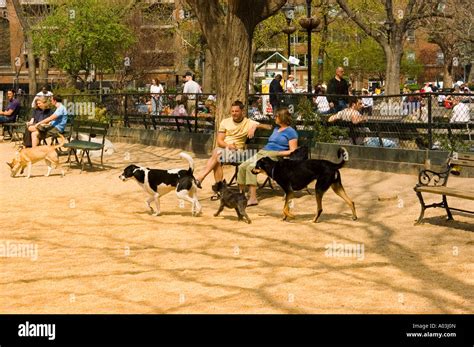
[237, 149, 280, 186]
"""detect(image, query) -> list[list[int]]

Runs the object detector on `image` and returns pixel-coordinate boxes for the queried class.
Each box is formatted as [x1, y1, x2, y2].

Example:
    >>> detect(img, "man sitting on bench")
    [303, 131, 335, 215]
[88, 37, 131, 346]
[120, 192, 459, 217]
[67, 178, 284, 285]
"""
[0, 90, 21, 138]
[195, 100, 271, 186]
[30, 95, 68, 147]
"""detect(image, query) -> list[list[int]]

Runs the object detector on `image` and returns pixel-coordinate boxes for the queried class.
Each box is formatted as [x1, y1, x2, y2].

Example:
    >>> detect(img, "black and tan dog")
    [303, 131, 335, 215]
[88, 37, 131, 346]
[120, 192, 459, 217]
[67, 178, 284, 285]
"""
[212, 180, 251, 224]
[252, 147, 357, 222]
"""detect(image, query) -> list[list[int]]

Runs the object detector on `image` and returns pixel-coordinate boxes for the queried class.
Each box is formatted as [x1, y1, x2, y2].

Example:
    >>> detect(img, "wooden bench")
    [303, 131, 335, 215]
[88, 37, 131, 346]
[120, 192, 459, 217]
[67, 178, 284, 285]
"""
[413, 152, 474, 224]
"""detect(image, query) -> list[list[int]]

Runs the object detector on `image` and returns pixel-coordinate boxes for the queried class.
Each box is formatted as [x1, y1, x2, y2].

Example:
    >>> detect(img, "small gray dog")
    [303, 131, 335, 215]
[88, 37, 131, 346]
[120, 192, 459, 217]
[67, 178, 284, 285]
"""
[211, 180, 251, 224]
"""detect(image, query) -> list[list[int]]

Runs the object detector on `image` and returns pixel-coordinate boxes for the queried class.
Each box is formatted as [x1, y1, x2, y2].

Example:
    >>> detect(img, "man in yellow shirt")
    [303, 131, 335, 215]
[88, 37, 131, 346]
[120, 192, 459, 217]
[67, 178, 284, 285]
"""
[195, 100, 271, 186]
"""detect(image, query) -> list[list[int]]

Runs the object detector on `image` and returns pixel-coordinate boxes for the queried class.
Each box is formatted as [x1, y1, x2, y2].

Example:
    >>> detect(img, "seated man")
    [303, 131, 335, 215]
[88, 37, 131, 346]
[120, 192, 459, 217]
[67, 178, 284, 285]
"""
[0, 90, 21, 137]
[30, 95, 68, 147]
[195, 100, 271, 186]
[329, 97, 396, 148]
[450, 97, 470, 123]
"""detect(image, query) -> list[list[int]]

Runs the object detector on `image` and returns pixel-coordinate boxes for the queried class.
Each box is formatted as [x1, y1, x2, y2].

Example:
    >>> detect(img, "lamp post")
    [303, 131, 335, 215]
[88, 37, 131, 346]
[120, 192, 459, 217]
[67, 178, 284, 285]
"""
[299, 0, 320, 93]
[281, 3, 296, 79]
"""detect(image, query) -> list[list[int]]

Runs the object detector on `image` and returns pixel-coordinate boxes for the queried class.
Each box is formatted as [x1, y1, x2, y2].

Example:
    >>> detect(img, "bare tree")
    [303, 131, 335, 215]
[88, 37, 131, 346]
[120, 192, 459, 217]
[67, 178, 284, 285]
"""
[336, 0, 445, 94]
[184, 0, 286, 125]
[425, 0, 474, 87]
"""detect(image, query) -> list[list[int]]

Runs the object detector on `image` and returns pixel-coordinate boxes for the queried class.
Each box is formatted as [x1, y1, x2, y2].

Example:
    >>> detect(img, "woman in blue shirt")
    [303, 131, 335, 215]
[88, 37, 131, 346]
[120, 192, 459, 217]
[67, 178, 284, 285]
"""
[237, 107, 298, 206]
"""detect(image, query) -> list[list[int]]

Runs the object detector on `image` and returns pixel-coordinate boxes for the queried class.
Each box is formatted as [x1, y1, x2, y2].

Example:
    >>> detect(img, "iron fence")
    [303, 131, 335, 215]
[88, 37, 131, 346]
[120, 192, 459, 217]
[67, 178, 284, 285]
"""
[8, 91, 474, 152]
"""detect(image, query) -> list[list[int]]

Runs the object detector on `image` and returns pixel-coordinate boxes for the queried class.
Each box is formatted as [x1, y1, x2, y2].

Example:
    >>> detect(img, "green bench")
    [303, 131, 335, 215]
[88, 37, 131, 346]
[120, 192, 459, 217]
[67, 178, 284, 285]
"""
[63, 120, 109, 172]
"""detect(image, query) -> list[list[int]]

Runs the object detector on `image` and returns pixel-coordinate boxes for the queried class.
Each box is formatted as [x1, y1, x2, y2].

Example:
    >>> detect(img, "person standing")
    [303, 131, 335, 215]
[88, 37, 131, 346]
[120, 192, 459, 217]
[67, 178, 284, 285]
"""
[284, 74, 296, 93]
[183, 71, 202, 116]
[150, 79, 164, 115]
[327, 67, 350, 113]
[31, 85, 53, 108]
[269, 74, 284, 114]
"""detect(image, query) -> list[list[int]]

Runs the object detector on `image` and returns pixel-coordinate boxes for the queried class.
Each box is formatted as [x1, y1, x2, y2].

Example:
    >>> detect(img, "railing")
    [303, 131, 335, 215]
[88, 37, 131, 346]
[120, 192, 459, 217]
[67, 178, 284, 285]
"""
[10, 91, 474, 151]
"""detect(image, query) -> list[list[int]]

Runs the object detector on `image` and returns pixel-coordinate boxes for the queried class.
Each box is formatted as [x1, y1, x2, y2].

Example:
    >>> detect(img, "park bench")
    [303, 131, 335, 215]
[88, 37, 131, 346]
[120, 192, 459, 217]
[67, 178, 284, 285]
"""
[413, 152, 474, 224]
[320, 119, 473, 149]
[63, 120, 109, 172]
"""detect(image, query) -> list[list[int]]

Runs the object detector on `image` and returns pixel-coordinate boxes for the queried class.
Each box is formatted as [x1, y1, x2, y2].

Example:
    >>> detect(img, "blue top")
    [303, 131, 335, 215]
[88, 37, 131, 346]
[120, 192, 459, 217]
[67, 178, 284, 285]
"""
[50, 104, 68, 132]
[6, 98, 21, 120]
[264, 126, 298, 151]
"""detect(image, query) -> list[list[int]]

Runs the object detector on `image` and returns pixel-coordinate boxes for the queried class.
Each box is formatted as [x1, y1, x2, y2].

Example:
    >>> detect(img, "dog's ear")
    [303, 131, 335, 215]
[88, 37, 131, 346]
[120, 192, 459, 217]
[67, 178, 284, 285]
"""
[222, 179, 227, 184]
[6, 161, 13, 169]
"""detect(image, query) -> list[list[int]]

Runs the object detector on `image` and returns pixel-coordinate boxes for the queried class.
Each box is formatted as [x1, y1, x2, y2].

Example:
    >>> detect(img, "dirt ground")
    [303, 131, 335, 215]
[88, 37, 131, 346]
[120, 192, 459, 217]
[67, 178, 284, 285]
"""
[1, 141, 473, 314]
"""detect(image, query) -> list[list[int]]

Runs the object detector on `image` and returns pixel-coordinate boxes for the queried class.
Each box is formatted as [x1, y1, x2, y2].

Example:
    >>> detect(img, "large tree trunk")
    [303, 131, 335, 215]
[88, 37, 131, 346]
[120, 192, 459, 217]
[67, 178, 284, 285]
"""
[443, 62, 454, 88]
[185, 0, 286, 130]
[25, 36, 37, 94]
[38, 50, 49, 88]
[383, 43, 403, 95]
[209, 19, 251, 126]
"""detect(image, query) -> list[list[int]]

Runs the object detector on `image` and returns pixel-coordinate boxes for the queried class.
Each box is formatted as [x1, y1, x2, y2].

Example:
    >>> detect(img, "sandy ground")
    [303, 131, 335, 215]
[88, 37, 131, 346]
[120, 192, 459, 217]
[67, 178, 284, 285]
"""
[0, 141, 473, 314]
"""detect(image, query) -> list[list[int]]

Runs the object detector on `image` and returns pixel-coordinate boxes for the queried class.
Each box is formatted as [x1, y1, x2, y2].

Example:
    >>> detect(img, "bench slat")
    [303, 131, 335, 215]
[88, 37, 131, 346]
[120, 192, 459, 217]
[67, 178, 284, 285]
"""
[415, 186, 474, 200]
[451, 159, 474, 168]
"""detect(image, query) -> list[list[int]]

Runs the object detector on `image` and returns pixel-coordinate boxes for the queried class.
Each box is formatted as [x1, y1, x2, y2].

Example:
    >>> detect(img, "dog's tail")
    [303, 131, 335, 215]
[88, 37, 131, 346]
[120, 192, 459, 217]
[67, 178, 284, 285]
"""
[336, 147, 349, 168]
[54, 134, 66, 149]
[179, 152, 194, 171]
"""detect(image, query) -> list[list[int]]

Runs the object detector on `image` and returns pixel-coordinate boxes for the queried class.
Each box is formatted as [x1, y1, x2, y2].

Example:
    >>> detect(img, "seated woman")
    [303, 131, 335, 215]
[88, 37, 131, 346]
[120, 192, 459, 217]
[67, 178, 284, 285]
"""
[237, 107, 298, 206]
[23, 97, 53, 147]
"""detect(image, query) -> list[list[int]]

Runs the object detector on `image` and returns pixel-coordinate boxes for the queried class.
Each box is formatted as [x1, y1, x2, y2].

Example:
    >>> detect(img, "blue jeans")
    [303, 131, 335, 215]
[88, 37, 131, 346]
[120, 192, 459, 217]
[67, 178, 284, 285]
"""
[0, 115, 15, 123]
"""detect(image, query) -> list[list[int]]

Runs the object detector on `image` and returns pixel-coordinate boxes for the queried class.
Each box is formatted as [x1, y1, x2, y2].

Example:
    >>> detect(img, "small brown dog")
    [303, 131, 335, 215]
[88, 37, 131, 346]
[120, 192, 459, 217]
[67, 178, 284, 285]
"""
[7, 134, 65, 178]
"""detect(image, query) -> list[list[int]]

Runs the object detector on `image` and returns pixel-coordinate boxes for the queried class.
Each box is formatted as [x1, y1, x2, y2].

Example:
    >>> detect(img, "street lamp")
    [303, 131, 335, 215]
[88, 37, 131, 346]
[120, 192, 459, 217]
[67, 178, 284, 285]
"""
[299, 0, 320, 93]
[281, 3, 296, 79]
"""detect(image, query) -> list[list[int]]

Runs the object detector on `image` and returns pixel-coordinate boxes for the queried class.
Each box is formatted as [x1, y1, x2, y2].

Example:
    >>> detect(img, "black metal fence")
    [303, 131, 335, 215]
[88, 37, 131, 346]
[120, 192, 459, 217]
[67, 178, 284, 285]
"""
[9, 91, 474, 152]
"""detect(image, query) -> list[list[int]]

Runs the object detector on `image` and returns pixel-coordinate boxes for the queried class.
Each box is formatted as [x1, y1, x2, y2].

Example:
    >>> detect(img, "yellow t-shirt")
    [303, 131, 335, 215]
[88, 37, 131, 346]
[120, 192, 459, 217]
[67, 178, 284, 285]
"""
[218, 117, 260, 150]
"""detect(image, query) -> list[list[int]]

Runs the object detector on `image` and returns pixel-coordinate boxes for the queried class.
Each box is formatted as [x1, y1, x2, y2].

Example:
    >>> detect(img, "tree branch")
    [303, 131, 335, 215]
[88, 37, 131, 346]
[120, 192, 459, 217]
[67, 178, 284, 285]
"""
[336, 0, 383, 44]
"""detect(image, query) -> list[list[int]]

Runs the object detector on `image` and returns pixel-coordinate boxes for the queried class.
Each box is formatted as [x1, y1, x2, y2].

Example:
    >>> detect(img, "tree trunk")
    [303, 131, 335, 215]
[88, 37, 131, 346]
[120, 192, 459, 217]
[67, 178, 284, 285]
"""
[210, 22, 251, 126]
[442, 62, 453, 88]
[38, 50, 49, 88]
[383, 43, 403, 95]
[202, 48, 215, 93]
[25, 36, 37, 94]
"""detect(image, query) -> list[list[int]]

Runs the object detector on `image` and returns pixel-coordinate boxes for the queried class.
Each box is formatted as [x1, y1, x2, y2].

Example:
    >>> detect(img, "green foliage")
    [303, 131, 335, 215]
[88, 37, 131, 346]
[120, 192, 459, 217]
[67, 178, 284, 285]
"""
[32, 0, 135, 81]
[295, 96, 346, 143]
[254, 12, 287, 52]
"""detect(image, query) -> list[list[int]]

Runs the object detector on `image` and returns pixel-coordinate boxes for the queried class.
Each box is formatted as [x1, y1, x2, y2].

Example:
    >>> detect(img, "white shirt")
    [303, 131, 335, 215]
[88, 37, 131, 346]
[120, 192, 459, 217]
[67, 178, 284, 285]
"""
[285, 79, 295, 93]
[31, 91, 54, 107]
[362, 97, 373, 107]
[450, 103, 470, 123]
[183, 80, 202, 99]
[315, 96, 330, 112]
[150, 84, 164, 97]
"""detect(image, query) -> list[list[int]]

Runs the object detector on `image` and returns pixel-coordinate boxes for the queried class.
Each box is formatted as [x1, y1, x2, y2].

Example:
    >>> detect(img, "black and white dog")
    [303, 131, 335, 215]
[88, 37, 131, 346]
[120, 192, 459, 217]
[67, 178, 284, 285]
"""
[119, 152, 202, 216]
